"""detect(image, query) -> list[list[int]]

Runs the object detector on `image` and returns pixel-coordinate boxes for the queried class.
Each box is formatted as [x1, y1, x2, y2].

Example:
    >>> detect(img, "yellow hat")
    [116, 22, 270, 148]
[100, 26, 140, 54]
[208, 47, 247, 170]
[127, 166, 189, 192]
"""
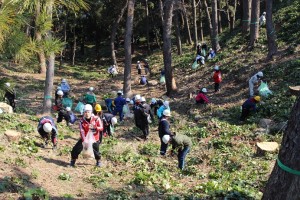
[95, 104, 102, 112]
[254, 96, 261, 102]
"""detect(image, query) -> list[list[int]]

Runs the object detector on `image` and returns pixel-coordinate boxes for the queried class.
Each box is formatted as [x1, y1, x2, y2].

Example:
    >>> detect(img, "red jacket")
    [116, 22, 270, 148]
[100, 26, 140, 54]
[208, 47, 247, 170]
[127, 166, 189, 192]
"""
[79, 115, 103, 142]
[195, 93, 209, 103]
[213, 71, 222, 83]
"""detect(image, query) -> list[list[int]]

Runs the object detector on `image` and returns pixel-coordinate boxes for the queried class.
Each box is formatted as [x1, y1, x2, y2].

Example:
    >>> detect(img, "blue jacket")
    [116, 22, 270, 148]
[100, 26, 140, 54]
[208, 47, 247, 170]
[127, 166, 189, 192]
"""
[140, 77, 147, 85]
[158, 118, 171, 138]
[157, 105, 170, 119]
[242, 98, 257, 111]
[114, 96, 126, 110]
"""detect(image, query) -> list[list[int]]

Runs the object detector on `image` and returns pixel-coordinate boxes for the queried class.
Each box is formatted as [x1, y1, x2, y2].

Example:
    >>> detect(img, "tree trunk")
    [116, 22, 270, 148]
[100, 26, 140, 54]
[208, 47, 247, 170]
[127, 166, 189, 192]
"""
[217, 0, 222, 33]
[145, 0, 150, 53]
[266, 0, 277, 59]
[230, 0, 237, 31]
[249, 0, 259, 48]
[59, 12, 67, 70]
[123, 0, 135, 97]
[162, 0, 177, 96]
[192, 0, 198, 48]
[262, 96, 300, 200]
[174, 10, 182, 55]
[35, 1, 47, 74]
[203, 0, 213, 43]
[198, 1, 204, 42]
[111, 0, 128, 66]
[72, 25, 76, 66]
[182, 0, 192, 45]
[211, 0, 221, 51]
[242, 0, 251, 36]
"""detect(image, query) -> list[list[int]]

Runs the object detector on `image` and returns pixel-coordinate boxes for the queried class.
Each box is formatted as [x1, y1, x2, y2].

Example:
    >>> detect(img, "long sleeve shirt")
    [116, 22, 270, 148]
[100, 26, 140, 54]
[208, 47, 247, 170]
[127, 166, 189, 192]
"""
[158, 118, 171, 138]
[171, 134, 192, 151]
[79, 115, 103, 142]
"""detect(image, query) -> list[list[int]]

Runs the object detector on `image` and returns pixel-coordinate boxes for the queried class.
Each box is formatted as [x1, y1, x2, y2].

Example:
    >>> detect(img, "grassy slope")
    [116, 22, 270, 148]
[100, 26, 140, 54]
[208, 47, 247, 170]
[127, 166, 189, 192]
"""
[0, 1, 300, 199]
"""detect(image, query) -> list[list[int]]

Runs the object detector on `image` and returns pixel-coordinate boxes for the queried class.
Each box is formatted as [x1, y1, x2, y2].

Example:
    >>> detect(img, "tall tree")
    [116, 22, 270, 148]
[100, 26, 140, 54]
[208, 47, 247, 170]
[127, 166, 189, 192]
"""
[226, 0, 237, 32]
[211, 0, 221, 51]
[145, 0, 150, 53]
[174, 10, 182, 55]
[198, 0, 204, 41]
[123, 0, 135, 97]
[203, 0, 213, 43]
[181, 0, 192, 45]
[249, 0, 259, 48]
[262, 96, 300, 199]
[217, 0, 222, 33]
[265, 0, 277, 59]
[192, 0, 198, 48]
[242, 0, 251, 36]
[162, 0, 177, 96]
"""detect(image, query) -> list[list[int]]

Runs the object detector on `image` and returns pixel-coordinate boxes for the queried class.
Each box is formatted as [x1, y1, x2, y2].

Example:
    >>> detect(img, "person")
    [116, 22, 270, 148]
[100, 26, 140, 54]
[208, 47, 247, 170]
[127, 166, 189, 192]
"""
[207, 48, 216, 60]
[196, 43, 201, 55]
[212, 66, 222, 92]
[144, 59, 150, 75]
[37, 116, 58, 149]
[113, 91, 126, 122]
[150, 98, 163, 117]
[70, 104, 103, 167]
[140, 75, 149, 86]
[249, 71, 264, 97]
[195, 88, 209, 104]
[162, 133, 192, 170]
[259, 12, 266, 27]
[105, 98, 114, 113]
[240, 96, 261, 121]
[54, 90, 64, 111]
[94, 104, 103, 118]
[103, 113, 118, 137]
[136, 61, 142, 75]
[57, 107, 77, 126]
[196, 54, 205, 65]
[60, 79, 70, 97]
[3, 82, 16, 111]
[201, 42, 208, 57]
[141, 97, 154, 122]
[157, 100, 170, 119]
[160, 68, 166, 84]
[108, 65, 118, 78]
[84, 87, 97, 107]
[158, 110, 172, 155]
[55, 86, 62, 103]
[123, 98, 133, 119]
[134, 97, 149, 140]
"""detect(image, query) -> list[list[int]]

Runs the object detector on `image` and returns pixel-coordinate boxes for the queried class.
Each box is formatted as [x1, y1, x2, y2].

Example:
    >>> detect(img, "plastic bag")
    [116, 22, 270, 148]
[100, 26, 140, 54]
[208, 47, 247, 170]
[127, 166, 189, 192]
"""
[110, 125, 115, 134]
[123, 105, 129, 114]
[82, 131, 95, 159]
[258, 82, 273, 97]
[147, 115, 152, 123]
[69, 113, 77, 124]
[75, 101, 85, 115]
[62, 97, 73, 108]
[192, 61, 199, 69]
[160, 75, 166, 84]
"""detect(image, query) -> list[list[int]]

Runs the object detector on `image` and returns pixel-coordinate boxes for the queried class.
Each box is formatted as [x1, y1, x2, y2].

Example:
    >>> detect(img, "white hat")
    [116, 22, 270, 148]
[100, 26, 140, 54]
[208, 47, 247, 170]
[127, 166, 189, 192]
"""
[43, 123, 52, 133]
[57, 90, 63, 96]
[163, 109, 171, 117]
[61, 79, 67, 83]
[257, 71, 263, 77]
[163, 101, 169, 107]
[209, 48, 213, 51]
[137, 61, 140, 63]
[113, 64, 116, 67]
[202, 88, 207, 93]
[111, 117, 117, 125]
[5, 82, 10, 87]
[84, 104, 93, 112]
[141, 97, 146, 102]
[263, 12, 266, 15]
[151, 98, 157, 104]
[162, 135, 170, 144]
[117, 90, 122, 95]
[135, 94, 141, 100]
[129, 100, 134, 105]
[126, 98, 130, 102]
[89, 87, 94, 91]
[214, 66, 219, 70]
[66, 107, 71, 112]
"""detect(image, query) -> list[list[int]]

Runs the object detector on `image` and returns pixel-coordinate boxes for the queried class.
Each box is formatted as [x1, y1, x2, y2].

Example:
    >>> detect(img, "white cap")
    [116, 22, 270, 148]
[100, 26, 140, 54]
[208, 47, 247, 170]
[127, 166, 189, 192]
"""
[257, 71, 263, 77]
[163, 109, 171, 117]
[5, 82, 10, 87]
[111, 117, 117, 125]
[137, 61, 140, 63]
[89, 87, 94, 91]
[163, 101, 169, 107]
[151, 98, 157, 104]
[84, 104, 93, 112]
[141, 97, 146, 102]
[66, 107, 71, 112]
[202, 88, 207, 93]
[129, 100, 134, 105]
[214, 66, 219, 70]
[61, 79, 67, 83]
[162, 135, 170, 144]
[135, 94, 141, 100]
[263, 12, 266, 15]
[57, 90, 63, 96]
[113, 65, 116, 67]
[43, 123, 52, 133]
[209, 48, 213, 51]
[126, 98, 130, 102]
[117, 90, 122, 95]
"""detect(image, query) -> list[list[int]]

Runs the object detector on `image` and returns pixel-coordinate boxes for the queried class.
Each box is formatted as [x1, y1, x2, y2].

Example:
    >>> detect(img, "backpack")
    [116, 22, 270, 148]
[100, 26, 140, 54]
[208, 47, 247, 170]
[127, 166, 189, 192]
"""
[69, 113, 77, 124]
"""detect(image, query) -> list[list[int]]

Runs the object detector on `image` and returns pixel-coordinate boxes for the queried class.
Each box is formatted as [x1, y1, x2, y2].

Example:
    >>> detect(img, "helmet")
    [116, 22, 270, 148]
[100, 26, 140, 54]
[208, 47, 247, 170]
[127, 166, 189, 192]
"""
[202, 88, 207, 93]
[43, 123, 52, 133]
[163, 109, 171, 117]
[95, 104, 102, 112]
[129, 100, 134, 105]
[5, 82, 10, 87]
[61, 79, 67, 83]
[117, 90, 122, 95]
[254, 96, 261, 102]
[57, 90, 63, 96]
[113, 65, 116, 67]
[89, 87, 94, 91]
[257, 71, 263, 77]
[126, 98, 130, 102]
[209, 48, 213, 51]
[84, 104, 93, 112]
[111, 117, 117, 125]
[137, 61, 140, 63]
[141, 97, 146, 102]
[135, 94, 141, 100]
[151, 98, 157, 104]
[162, 135, 170, 144]
[57, 86, 61, 90]
[163, 101, 169, 107]
[66, 107, 71, 112]
[214, 66, 219, 70]
[263, 12, 266, 15]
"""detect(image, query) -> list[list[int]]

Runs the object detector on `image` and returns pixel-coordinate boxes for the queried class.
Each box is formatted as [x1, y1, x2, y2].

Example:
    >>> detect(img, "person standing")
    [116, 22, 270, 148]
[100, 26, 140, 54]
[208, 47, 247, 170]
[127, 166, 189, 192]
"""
[37, 116, 58, 149]
[144, 59, 150, 75]
[157, 100, 170, 119]
[158, 110, 172, 155]
[70, 104, 103, 167]
[84, 87, 97, 107]
[113, 91, 126, 122]
[259, 12, 266, 27]
[60, 79, 70, 97]
[249, 71, 264, 97]
[134, 97, 149, 140]
[54, 90, 64, 111]
[162, 133, 192, 170]
[212, 66, 222, 92]
[137, 61, 142, 75]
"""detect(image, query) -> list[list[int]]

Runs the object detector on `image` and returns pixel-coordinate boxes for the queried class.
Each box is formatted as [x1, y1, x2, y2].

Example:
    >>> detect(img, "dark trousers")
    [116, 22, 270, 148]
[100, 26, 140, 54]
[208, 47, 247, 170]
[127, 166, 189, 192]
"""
[71, 139, 100, 161]
[39, 131, 57, 145]
[138, 69, 141, 75]
[103, 125, 112, 136]
[160, 138, 168, 155]
[240, 108, 250, 121]
[4, 93, 15, 110]
[178, 146, 190, 170]
[214, 82, 220, 92]
[113, 108, 123, 121]
[57, 110, 70, 124]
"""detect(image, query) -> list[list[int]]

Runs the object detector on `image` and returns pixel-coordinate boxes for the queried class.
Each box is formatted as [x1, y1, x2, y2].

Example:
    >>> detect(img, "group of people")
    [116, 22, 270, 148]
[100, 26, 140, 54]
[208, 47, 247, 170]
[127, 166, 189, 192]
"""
[195, 43, 216, 66]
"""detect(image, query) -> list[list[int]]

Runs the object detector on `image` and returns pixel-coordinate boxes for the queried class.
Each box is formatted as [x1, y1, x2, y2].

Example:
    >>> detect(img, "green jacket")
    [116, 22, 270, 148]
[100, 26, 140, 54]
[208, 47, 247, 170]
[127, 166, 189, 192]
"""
[171, 134, 192, 150]
[84, 93, 96, 104]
